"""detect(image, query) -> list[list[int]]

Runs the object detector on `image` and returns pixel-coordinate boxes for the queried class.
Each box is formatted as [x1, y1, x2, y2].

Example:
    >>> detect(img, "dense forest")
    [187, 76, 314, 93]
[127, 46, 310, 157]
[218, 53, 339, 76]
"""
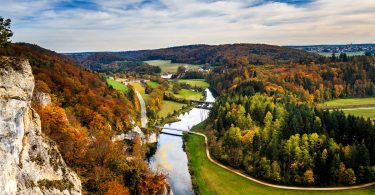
[118, 44, 321, 66]
[0, 43, 167, 194]
[207, 85, 375, 186]
[204, 54, 375, 186]
[207, 55, 375, 102]
[67, 44, 320, 69]
[69, 52, 161, 74]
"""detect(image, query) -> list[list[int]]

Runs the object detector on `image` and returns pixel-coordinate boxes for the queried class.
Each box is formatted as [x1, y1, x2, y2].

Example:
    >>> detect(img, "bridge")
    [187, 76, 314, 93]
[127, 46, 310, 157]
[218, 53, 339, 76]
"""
[155, 126, 190, 136]
[190, 100, 214, 110]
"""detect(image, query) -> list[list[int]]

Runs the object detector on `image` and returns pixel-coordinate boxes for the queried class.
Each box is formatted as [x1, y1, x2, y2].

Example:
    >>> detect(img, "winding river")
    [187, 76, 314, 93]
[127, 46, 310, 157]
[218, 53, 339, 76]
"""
[149, 89, 215, 195]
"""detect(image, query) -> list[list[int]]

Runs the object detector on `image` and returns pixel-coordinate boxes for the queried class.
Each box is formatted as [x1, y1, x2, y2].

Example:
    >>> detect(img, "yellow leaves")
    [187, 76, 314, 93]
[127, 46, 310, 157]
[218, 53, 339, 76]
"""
[241, 130, 255, 145]
[304, 169, 315, 185]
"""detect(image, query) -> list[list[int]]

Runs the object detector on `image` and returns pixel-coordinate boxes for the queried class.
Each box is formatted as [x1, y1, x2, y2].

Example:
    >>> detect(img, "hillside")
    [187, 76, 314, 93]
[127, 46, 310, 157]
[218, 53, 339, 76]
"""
[65, 44, 321, 71]
[68, 52, 161, 74]
[118, 44, 321, 66]
[0, 43, 168, 194]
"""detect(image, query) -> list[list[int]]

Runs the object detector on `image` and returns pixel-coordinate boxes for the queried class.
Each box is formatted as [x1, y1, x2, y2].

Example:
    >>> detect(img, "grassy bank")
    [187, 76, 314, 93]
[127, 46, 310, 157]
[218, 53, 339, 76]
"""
[185, 122, 375, 195]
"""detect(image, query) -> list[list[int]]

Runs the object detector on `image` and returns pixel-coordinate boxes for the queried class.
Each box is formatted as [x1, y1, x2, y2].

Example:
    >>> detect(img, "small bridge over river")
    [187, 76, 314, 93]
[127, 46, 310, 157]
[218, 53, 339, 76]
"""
[190, 100, 214, 110]
[155, 126, 190, 136]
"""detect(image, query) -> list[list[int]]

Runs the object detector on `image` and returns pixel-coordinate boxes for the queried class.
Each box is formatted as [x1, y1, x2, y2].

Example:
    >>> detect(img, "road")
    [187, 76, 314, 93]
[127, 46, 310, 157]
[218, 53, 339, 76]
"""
[189, 131, 375, 191]
[135, 90, 147, 128]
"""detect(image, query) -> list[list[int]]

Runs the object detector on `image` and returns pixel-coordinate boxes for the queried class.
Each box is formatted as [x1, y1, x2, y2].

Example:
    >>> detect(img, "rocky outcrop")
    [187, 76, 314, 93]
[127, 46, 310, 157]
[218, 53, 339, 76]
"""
[0, 57, 81, 194]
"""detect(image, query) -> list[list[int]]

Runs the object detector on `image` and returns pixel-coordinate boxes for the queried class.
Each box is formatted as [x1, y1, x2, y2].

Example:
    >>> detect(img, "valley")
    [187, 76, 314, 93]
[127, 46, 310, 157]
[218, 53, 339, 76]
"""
[1, 8, 375, 194]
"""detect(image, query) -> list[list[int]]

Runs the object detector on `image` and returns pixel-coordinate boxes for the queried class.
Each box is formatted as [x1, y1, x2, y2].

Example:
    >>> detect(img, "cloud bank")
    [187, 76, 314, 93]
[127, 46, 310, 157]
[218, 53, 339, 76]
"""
[1, 0, 374, 52]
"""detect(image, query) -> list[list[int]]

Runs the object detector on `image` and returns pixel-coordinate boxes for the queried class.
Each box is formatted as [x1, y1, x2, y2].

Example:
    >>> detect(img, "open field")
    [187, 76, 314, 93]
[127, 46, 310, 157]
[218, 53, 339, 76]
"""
[106, 78, 127, 93]
[147, 81, 160, 88]
[322, 97, 375, 107]
[322, 97, 375, 119]
[144, 60, 201, 73]
[129, 82, 186, 118]
[342, 108, 375, 120]
[173, 89, 203, 101]
[177, 79, 210, 88]
[158, 101, 186, 118]
[185, 122, 375, 195]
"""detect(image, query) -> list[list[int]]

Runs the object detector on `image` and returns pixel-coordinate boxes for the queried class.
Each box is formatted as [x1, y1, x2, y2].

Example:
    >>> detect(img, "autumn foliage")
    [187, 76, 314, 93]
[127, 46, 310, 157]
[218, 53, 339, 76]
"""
[0, 43, 166, 194]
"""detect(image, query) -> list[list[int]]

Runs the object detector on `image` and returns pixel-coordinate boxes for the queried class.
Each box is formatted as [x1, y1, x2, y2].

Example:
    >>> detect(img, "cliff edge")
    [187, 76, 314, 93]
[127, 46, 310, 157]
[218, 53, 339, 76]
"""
[0, 57, 81, 194]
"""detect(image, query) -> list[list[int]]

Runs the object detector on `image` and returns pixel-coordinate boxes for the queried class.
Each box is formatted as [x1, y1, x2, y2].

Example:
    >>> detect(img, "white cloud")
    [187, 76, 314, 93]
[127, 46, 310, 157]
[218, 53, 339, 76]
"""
[2, 0, 374, 52]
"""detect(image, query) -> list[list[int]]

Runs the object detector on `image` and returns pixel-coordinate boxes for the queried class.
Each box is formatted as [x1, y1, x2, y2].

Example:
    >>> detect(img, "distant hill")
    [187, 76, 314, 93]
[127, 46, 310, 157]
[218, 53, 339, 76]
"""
[68, 52, 161, 74]
[118, 44, 321, 66]
[66, 44, 321, 70]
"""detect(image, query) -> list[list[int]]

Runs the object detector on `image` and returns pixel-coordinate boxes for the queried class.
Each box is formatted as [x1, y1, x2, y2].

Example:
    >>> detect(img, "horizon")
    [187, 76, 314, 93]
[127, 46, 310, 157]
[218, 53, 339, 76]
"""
[2, 0, 375, 53]
[58, 42, 374, 54]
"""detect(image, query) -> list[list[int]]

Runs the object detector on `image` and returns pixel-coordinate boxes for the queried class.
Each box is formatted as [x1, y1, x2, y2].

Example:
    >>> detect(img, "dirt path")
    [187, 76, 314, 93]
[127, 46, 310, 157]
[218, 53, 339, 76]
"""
[189, 131, 375, 191]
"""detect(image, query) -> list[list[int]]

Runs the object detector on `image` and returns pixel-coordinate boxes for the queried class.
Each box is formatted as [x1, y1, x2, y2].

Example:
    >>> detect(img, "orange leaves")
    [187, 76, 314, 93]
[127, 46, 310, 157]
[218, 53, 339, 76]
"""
[105, 181, 130, 195]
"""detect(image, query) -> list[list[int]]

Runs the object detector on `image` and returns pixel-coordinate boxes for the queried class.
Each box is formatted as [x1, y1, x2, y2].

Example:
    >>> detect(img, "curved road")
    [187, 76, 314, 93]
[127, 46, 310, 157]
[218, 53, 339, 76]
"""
[189, 131, 375, 191]
[135, 90, 147, 128]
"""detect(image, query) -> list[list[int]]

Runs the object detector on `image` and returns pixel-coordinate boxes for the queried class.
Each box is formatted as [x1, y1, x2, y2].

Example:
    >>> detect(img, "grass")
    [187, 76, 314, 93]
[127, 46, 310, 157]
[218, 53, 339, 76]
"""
[173, 89, 203, 101]
[158, 100, 186, 118]
[185, 122, 375, 195]
[177, 79, 210, 88]
[322, 97, 375, 107]
[147, 81, 160, 88]
[129, 82, 150, 101]
[144, 60, 201, 73]
[130, 82, 187, 118]
[342, 108, 375, 120]
[106, 78, 127, 93]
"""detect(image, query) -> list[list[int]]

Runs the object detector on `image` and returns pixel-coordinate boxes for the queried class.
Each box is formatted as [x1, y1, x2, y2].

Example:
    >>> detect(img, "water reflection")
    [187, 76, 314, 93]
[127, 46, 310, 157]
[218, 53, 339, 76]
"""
[149, 89, 214, 195]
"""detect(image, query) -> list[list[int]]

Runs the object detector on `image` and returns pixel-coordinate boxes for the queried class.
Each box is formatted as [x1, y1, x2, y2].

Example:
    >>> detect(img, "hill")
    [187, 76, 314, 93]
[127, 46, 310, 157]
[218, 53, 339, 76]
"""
[68, 52, 161, 74]
[0, 43, 168, 194]
[66, 44, 321, 71]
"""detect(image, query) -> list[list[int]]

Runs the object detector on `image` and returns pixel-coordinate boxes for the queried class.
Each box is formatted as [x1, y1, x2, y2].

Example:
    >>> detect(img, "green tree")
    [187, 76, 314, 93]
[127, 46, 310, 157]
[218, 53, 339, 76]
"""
[0, 17, 13, 47]
[172, 82, 181, 94]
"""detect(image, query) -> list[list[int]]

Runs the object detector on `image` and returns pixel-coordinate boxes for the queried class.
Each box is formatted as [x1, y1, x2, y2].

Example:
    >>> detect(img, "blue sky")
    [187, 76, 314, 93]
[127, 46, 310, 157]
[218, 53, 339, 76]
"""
[1, 0, 374, 52]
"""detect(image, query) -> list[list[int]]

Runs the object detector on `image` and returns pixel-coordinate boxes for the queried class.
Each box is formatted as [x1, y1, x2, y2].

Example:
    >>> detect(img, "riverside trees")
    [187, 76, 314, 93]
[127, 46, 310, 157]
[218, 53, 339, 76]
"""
[207, 83, 375, 186]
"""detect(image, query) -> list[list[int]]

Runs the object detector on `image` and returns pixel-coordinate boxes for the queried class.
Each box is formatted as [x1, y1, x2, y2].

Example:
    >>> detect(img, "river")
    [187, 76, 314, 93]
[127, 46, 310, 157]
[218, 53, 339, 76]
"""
[149, 89, 215, 195]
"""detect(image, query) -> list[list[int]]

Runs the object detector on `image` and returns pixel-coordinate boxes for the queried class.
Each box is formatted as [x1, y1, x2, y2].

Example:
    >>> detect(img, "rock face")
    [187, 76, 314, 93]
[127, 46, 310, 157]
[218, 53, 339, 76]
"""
[0, 57, 81, 194]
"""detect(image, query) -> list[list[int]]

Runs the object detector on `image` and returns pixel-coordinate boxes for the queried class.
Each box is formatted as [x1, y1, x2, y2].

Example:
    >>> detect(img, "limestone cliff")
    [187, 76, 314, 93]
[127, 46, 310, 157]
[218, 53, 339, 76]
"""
[0, 57, 81, 194]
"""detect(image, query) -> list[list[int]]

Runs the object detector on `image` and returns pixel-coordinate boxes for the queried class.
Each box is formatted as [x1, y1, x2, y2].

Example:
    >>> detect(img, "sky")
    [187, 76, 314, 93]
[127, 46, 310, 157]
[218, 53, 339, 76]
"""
[1, 0, 374, 52]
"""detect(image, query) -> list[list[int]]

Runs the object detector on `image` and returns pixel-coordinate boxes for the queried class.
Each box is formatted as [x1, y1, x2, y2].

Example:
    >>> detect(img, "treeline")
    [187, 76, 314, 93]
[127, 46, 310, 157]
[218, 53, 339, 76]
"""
[206, 83, 375, 186]
[118, 44, 320, 66]
[0, 43, 167, 194]
[69, 52, 161, 74]
[207, 55, 375, 103]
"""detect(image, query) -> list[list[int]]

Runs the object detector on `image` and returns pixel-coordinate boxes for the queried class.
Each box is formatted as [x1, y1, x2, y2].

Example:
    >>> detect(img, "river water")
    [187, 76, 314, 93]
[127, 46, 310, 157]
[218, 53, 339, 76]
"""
[149, 89, 215, 195]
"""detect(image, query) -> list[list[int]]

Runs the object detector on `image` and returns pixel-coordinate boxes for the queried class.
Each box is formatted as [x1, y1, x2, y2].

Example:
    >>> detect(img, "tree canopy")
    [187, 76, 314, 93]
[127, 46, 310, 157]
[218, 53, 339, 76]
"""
[0, 17, 13, 47]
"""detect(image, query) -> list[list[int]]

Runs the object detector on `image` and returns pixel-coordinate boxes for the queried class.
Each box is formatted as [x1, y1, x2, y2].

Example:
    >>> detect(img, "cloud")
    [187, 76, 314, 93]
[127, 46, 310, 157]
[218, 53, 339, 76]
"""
[2, 0, 374, 52]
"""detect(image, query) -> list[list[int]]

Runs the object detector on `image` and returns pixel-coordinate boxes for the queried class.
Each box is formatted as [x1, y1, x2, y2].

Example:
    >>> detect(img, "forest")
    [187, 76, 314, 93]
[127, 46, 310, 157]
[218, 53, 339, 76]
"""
[207, 55, 375, 102]
[69, 52, 161, 74]
[0, 43, 167, 194]
[66, 44, 320, 69]
[204, 54, 375, 186]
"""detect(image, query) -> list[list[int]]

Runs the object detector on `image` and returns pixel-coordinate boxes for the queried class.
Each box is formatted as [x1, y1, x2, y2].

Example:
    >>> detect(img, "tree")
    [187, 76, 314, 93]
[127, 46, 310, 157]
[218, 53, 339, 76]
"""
[0, 17, 12, 47]
[173, 82, 181, 94]
[304, 169, 315, 185]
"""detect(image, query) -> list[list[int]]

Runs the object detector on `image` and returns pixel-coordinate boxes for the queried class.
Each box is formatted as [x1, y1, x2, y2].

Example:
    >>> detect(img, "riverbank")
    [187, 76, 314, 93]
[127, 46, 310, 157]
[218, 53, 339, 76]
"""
[184, 122, 375, 195]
